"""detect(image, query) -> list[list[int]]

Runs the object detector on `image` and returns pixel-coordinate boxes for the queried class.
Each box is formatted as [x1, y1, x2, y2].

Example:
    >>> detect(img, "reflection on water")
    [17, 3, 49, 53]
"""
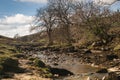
[53, 73, 108, 80]
[54, 63, 100, 74]
[37, 52, 108, 80]
[52, 63, 108, 80]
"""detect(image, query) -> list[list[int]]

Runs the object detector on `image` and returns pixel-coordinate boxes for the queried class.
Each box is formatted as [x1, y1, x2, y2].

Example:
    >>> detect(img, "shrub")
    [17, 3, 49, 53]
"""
[92, 25, 110, 43]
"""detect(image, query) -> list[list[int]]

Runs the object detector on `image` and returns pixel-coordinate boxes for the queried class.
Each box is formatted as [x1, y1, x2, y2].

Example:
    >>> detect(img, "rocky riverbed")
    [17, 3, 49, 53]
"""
[11, 43, 120, 80]
[26, 50, 119, 80]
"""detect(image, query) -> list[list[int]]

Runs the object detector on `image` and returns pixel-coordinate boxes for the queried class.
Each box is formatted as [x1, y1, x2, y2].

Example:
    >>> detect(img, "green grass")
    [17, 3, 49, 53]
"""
[0, 42, 19, 75]
[31, 58, 53, 78]
[39, 68, 52, 78]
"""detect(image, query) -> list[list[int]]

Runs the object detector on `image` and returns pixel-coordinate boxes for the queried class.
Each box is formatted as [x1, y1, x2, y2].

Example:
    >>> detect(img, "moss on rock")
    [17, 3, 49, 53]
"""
[33, 58, 45, 68]
[39, 68, 53, 78]
[114, 45, 120, 51]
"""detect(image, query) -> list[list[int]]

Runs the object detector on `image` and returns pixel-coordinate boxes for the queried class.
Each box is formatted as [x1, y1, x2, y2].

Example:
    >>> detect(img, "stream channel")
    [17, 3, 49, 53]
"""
[35, 51, 108, 80]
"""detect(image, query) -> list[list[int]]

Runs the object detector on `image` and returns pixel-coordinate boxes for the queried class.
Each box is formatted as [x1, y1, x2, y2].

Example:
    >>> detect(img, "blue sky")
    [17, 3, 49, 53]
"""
[0, 0, 46, 18]
[0, 0, 47, 37]
[0, 0, 120, 38]
[110, 1, 120, 10]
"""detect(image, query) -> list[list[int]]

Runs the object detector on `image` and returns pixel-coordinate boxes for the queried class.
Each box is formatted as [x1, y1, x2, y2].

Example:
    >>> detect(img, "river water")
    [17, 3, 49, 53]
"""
[36, 52, 108, 80]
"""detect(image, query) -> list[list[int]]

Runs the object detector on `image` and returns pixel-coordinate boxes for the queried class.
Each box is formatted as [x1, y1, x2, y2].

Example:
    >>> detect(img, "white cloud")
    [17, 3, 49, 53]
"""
[15, 0, 120, 5]
[0, 14, 33, 25]
[73, 0, 119, 5]
[14, 0, 47, 4]
[0, 14, 36, 38]
[94, 0, 119, 5]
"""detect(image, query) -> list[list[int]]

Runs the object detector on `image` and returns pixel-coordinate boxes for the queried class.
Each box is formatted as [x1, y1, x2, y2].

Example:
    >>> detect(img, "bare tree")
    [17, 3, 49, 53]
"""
[73, 1, 112, 42]
[33, 0, 116, 45]
[48, 0, 74, 44]
[35, 4, 56, 45]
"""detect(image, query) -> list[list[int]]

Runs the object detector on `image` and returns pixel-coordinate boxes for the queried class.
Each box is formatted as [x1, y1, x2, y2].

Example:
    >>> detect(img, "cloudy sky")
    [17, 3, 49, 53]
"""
[0, 0, 120, 38]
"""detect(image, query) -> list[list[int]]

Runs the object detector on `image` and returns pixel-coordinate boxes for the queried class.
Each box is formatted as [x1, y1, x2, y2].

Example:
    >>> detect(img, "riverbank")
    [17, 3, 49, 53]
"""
[1, 54, 51, 80]
[23, 50, 119, 80]
[1, 41, 120, 80]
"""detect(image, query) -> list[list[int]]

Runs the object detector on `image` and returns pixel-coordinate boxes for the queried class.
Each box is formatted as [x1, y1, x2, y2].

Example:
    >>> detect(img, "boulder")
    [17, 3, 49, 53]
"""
[14, 54, 26, 58]
[106, 54, 118, 60]
[84, 49, 92, 54]
[114, 45, 120, 51]
[0, 65, 3, 74]
[53, 62, 58, 66]
[33, 58, 46, 68]
[96, 68, 108, 73]
[0, 51, 4, 54]
[50, 68, 73, 76]
[108, 72, 119, 80]
[2, 58, 21, 72]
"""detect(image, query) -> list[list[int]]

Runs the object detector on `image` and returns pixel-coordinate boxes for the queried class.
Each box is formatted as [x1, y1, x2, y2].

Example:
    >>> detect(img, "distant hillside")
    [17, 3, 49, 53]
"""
[17, 31, 47, 43]
[0, 35, 12, 39]
[0, 35, 17, 46]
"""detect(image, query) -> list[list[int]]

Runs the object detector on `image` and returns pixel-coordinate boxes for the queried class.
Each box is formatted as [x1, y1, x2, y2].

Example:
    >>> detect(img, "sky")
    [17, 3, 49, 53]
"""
[0, 0, 120, 38]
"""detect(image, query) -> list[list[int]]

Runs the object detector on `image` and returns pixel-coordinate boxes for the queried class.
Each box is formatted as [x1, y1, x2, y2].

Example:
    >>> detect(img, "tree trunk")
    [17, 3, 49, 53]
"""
[47, 30, 53, 45]
[65, 25, 72, 45]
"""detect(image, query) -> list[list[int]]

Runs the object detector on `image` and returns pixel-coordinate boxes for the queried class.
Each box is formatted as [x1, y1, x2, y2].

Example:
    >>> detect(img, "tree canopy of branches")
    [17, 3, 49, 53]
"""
[48, 0, 74, 44]
[33, 0, 119, 45]
[35, 4, 56, 45]
[73, 1, 113, 42]
[34, 0, 74, 45]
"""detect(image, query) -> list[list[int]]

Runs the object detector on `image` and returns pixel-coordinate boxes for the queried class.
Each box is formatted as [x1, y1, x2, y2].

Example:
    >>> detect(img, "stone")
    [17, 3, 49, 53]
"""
[84, 49, 92, 54]
[96, 68, 108, 73]
[33, 58, 46, 68]
[50, 68, 74, 76]
[114, 45, 120, 51]
[53, 62, 58, 66]
[108, 72, 118, 80]
[106, 54, 118, 60]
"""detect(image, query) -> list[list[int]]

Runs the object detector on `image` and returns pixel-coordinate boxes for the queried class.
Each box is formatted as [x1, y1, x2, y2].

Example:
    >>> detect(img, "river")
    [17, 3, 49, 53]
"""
[35, 51, 108, 80]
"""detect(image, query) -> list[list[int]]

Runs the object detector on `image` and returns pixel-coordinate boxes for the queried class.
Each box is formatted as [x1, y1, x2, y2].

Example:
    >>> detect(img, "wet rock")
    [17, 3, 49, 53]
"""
[108, 72, 118, 80]
[92, 41, 103, 47]
[60, 46, 77, 52]
[53, 62, 59, 66]
[0, 51, 4, 54]
[101, 47, 110, 51]
[2, 58, 22, 73]
[2, 73, 14, 78]
[49, 47, 60, 52]
[96, 68, 108, 73]
[0, 65, 3, 74]
[26, 61, 33, 65]
[50, 68, 74, 76]
[14, 54, 26, 58]
[117, 75, 120, 80]
[84, 49, 92, 54]
[8, 49, 17, 53]
[33, 58, 46, 68]
[67, 46, 77, 52]
[28, 57, 35, 61]
[106, 54, 118, 60]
